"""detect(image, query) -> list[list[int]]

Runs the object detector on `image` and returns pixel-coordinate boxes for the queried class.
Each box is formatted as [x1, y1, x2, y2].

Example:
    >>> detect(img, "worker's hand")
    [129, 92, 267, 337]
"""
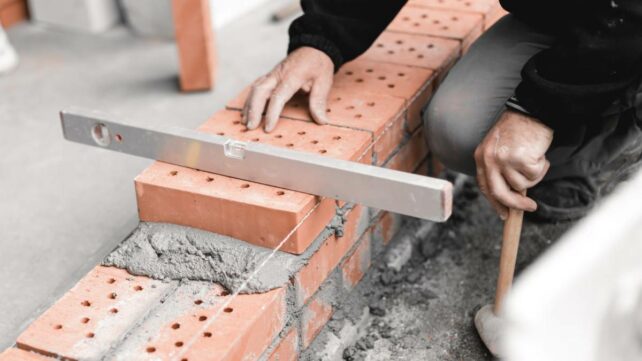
[242, 46, 334, 132]
[474, 110, 553, 219]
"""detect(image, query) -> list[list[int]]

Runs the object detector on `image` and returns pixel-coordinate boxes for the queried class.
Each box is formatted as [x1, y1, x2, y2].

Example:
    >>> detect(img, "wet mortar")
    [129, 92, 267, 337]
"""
[326, 179, 579, 361]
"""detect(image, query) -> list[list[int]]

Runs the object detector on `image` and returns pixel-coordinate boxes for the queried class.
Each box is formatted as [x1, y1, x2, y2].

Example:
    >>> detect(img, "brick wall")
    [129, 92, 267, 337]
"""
[0, 2, 507, 360]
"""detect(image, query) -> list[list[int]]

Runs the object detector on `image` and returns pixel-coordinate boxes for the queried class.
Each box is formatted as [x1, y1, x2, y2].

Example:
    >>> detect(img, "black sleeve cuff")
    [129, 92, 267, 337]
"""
[288, 34, 343, 72]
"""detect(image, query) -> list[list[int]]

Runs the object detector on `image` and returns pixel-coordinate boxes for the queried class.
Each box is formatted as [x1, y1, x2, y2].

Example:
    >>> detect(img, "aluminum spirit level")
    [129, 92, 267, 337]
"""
[60, 108, 452, 221]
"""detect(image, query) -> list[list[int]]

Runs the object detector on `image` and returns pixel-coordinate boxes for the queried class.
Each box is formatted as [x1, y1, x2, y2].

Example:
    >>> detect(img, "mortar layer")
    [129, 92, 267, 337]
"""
[103, 222, 303, 294]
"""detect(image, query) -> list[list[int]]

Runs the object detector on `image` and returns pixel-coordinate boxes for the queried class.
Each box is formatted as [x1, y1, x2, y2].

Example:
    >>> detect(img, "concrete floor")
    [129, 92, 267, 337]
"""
[0, 2, 292, 349]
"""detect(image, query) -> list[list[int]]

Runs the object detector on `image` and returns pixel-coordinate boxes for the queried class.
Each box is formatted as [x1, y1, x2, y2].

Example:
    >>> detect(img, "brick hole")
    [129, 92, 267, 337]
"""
[169, 171, 178, 176]
[395, 39, 403, 44]
[216, 132, 225, 136]
[355, 78, 364, 83]
[319, 149, 328, 154]
[345, 71, 353, 76]
[408, 47, 415, 52]
[107, 278, 116, 284]
[367, 102, 376, 107]
[442, 26, 449, 30]
[81, 317, 90, 324]
[421, 14, 428, 19]
[298, 131, 306, 135]
[114, 134, 123, 142]
[86, 332, 95, 338]
[233, 120, 241, 125]
[465, 1, 471, 6]
[326, 108, 332, 113]
[387, 50, 395, 55]
[240, 184, 250, 189]
[355, 114, 363, 119]
[398, 72, 406, 77]
[452, 16, 459, 21]
[181, 359, 188, 361]
[376, 43, 384, 48]
[110, 308, 118, 314]
[203, 332, 212, 338]
[276, 191, 285, 196]
[240, 128, 249, 133]
[198, 315, 207, 321]
[333, 136, 342, 140]
[346, 105, 355, 110]
[53, 324, 63, 330]
[311, 140, 319, 144]
[417, 54, 425, 59]
[286, 143, 294, 147]
[223, 307, 233, 313]
[251, 138, 260, 142]
[146, 347, 156, 353]
[433, 20, 441, 24]
[428, 43, 435, 49]
[81, 300, 91, 307]
[365, 68, 374, 73]
[275, 134, 283, 139]
[108, 292, 117, 300]
[175, 341, 184, 347]
[221, 290, 230, 296]
[205, 177, 214, 182]
[172, 323, 181, 330]
[413, 22, 420, 27]
[388, 84, 396, 88]
[194, 299, 203, 305]
[378, 76, 386, 80]
[402, 16, 410, 21]
[334, 97, 342, 101]
[134, 285, 144, 291]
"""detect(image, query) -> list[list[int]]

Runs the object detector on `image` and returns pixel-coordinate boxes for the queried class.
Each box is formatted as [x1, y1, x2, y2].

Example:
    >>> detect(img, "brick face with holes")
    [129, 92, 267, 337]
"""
[0, 1, 503, 359]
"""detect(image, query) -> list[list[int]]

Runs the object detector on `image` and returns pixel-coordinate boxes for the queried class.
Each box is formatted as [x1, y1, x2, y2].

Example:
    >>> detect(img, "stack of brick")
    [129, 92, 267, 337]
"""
[0, 0, 27, 28]
[0, 2, 507, 360]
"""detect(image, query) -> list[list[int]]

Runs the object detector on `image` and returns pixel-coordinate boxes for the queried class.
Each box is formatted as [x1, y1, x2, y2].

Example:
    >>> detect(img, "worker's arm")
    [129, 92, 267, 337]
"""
[243, 0, 407, 132]
[504, 0, 642, 133]
[476, 0, 642, 218]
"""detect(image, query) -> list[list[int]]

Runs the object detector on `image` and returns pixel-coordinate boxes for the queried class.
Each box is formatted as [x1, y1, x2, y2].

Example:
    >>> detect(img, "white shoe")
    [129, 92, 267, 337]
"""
[0, 27, 19, 75]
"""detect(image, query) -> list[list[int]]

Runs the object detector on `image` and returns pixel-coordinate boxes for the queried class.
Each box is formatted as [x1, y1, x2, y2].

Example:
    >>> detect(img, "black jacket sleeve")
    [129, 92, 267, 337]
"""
[288, 0, 408, 70]
[502, 0, 642, 132]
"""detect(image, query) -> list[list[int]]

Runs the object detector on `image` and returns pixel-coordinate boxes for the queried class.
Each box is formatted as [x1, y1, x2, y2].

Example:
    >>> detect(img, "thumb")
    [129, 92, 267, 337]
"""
[308, 76, 332, 125]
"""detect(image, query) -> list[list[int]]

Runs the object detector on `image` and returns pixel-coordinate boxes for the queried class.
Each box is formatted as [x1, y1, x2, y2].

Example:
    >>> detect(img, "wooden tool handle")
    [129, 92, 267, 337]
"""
[493, 205, 525, 314]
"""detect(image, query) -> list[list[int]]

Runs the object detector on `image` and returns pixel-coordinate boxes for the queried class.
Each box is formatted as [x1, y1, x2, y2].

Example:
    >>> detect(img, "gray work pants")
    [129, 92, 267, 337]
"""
[424, 15, 642, 181]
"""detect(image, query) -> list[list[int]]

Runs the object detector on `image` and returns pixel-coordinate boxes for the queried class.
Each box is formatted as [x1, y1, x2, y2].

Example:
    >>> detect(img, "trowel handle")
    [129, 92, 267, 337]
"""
[493, 195, 525, 314]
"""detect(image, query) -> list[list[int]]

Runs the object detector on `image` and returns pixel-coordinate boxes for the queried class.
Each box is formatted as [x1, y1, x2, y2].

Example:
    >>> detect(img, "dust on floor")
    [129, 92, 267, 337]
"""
[331, 179, 578, 361]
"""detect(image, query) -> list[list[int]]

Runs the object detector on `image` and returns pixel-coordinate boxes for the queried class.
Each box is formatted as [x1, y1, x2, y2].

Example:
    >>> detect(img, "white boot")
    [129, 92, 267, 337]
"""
[0, 25, 19, 75]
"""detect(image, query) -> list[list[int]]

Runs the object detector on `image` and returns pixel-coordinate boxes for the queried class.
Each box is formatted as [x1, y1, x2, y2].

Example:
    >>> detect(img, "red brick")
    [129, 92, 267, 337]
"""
[408, 0, 500, 17]
[388, 6, 484, 52]
[341, 232, 372, 288]
[484, 5, 508, 29]
[376, 212, 403, 246]
[227, 86, 406, 141]
[373, 112, 408, 165]
[295, 205, 367, 304]
[361, 31, 461, 74]
[135, 110, 372, 254]
[131, 286, 286, 361]
[172, 0, 217, 91]
[335, 59, 434, 103]
[384, 127, 428, 173]
[16, 266, 171, 361]
[301, 297, 333, 348]
[268, 328, 298, 361]
[0, 348, 52, 361]
[334, 59, 435, 132]
[0, 0, 27, 28]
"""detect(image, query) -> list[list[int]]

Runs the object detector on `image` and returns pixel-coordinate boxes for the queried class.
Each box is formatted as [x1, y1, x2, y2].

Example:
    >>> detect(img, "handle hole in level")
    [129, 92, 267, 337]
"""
[91, 123, 111, 147]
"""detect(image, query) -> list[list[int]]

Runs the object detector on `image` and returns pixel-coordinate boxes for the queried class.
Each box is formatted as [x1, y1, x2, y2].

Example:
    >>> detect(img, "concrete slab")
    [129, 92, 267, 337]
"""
[0, 0, 295, 349]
